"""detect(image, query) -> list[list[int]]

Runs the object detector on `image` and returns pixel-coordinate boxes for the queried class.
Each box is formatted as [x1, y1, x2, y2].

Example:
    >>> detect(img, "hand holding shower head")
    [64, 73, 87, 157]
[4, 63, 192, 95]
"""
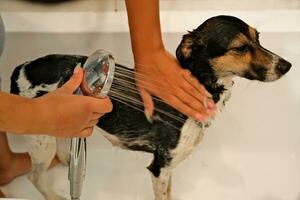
[69, 49, 115, 200]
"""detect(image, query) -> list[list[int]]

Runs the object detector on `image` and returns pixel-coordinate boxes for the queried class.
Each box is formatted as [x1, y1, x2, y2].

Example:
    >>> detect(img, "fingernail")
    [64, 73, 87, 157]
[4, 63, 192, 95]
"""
[203, 98, 208, 108]
[195, 114, 206, 122]
[206, 109, 215, 116]
[207, 100, 216, 109]
[73, 64, 81, 74]
[145, 110, 153, 123]
[206, 91, 212, 98]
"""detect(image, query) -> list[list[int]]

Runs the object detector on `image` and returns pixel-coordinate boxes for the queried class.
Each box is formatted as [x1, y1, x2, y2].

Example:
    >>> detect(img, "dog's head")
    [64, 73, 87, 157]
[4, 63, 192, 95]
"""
[176, 15, 291, 83]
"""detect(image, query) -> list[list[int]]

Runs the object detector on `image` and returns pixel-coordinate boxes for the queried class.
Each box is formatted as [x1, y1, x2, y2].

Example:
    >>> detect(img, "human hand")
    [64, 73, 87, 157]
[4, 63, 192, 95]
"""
[31, 67, 113, 137]
[135, 48, 216, 122]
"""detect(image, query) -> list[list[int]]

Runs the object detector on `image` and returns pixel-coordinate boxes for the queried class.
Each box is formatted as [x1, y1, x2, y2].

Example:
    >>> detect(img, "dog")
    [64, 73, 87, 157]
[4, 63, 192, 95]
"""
[10, 16, 291, 200]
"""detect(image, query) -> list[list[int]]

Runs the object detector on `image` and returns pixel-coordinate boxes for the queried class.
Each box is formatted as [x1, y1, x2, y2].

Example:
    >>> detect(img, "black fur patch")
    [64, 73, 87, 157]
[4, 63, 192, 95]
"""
[251, 63, 267, 81]
[10, 55, 87, 96]
[147, 147, 172, 177]
[24, 55, 87, 88]
[10, 64, 22, 94]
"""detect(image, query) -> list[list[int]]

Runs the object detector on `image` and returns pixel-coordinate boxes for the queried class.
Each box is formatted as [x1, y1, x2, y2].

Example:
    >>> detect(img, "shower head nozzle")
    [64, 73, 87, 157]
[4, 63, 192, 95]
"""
[80, 49, 115, 98]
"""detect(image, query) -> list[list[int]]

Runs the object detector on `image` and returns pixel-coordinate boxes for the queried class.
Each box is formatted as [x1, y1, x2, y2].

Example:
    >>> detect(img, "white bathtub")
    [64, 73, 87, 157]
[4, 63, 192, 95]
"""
[0, 1, 299, 200]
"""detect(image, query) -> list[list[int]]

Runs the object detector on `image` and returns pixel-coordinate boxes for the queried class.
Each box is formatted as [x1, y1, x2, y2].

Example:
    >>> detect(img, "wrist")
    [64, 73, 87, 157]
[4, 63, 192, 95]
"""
[133, 44, 166, 64]
[25, 97, 47, 135]
[0, 92, 45, 135]
[9, 96, 40, 135]
[20, 98, 38, 135]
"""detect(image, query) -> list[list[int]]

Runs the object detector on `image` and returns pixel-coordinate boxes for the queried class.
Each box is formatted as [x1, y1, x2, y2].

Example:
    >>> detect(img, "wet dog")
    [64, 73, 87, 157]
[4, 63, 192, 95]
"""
[10, 16, 291, 200]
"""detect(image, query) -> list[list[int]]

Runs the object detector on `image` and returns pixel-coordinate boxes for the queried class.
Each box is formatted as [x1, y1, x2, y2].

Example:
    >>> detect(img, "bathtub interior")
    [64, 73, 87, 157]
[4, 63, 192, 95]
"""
[0, 1, 300, 200]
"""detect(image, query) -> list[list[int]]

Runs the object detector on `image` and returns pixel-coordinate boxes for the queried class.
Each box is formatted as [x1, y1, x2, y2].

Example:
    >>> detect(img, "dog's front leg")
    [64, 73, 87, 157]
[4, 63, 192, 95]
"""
[27, 135, 66, 200]
[150, 168, 172, 200]
[56, 138, 70, 166]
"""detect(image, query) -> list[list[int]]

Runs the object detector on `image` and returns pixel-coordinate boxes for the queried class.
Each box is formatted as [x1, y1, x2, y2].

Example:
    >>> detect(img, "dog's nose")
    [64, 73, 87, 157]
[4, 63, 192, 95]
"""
[276, 59, 292, 74]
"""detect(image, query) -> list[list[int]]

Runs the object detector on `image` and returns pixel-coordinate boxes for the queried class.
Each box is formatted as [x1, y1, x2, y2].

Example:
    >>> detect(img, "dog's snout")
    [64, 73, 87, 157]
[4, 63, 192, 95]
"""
[276, 59, 292, 74]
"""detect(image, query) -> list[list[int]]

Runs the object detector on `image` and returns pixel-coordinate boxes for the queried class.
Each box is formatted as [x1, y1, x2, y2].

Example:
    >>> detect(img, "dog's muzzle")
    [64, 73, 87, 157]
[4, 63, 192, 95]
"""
[276, 58, 292, 75]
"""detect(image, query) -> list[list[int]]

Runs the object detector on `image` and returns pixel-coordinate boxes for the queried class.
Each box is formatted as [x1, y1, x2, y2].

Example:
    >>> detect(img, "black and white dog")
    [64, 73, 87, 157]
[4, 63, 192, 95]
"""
[10, 16, 291, 200]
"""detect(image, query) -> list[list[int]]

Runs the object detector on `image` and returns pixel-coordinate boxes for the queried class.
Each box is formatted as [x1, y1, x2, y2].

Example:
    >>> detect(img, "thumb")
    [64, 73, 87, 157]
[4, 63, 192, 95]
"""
[138, 85, 154, 122]
[59, 66, 83, 94]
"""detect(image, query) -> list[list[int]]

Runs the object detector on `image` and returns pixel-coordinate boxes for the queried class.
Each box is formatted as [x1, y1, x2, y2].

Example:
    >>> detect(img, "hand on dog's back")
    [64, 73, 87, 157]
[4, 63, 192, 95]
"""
[135, 49, 216, 122]
[30, 66, 113, 137]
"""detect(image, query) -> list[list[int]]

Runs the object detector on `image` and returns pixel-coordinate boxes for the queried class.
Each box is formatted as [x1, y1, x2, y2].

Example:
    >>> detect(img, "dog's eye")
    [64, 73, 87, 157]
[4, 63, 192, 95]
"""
[232, 45, 249, 53]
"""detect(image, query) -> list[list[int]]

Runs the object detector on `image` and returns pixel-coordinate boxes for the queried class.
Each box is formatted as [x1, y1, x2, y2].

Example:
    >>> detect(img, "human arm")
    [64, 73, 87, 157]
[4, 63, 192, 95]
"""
[125, 0, 215, 121]
[0, 67, 112, 137]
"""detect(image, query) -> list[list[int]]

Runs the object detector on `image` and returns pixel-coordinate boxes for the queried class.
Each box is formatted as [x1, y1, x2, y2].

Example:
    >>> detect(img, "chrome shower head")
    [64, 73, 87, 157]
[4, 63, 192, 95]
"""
[80, 49, 115, 97]
[69, 49, 115, 200]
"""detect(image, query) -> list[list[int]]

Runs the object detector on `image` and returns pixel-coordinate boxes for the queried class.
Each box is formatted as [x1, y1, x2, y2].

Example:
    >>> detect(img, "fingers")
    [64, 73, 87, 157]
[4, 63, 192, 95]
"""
[88, 119, 100, 127]
[92, 113, 104, 119]
[79, 127, 94, 137]
[59, 66, 83, 94]
[181, 70, 206, 101]
[165, 95, 207, 122]
[72, 116, 101, 138]
[176, 87, 210, 116]
[182, 70, 208, 96]
[86, 97, 113, 114]
[171, 81, 216, 119]
[137, 76, 211, 121]
[181, 70, 216, 110]
[133, 49, 218, 122]
[138, 85, 154, 117]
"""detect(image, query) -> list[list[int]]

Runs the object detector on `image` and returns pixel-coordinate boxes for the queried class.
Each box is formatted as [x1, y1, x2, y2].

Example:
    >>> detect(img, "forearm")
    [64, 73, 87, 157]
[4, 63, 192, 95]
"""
[0, 92, 36, 135]
[125, 0, 164, 62]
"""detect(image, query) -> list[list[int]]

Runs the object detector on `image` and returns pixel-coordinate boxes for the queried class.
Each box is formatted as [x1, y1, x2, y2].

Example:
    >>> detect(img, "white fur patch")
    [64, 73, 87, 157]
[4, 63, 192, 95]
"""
[169, 76, 234, 167]
[151, 168, 171, 200]
[98, 127, 124, 148]
[170, 118, 204, 167]
[17, 66, 60, 98]
[216, 76, 234, 111]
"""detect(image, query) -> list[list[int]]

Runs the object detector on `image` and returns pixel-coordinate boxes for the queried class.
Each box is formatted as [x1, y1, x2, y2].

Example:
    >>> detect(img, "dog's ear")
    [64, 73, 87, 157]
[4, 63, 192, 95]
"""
[176, 31, 205, 68]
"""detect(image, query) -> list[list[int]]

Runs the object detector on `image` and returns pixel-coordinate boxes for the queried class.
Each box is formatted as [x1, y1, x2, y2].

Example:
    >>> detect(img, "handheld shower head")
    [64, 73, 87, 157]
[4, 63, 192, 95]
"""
[80, 49, 115, 97]
[69, 49, 115, 200]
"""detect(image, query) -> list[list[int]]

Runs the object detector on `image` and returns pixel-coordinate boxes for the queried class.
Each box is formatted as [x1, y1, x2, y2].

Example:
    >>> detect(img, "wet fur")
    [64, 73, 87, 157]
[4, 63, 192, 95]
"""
[10, 16, 291, 200]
